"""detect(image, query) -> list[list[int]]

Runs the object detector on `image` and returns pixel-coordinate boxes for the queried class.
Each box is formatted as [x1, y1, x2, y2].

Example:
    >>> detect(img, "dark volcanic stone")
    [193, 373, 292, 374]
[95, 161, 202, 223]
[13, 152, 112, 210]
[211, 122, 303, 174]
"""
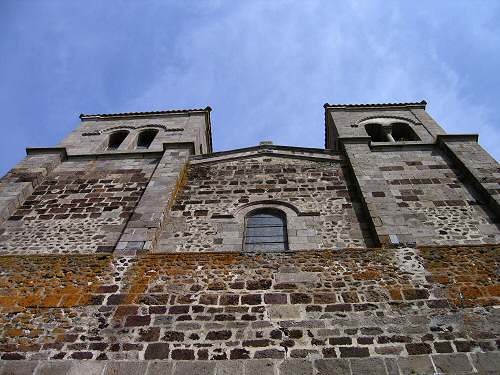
[145, 343, 170, 359]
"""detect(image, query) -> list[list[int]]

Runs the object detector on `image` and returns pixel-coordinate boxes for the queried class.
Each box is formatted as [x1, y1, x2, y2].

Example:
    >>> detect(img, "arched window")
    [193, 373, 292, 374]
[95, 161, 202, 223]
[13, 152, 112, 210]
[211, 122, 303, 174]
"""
[108, 130, 129, 150]
[137, 129, 158, 149]
[364, 123, 387, 142]
[244, 208, 288, 251]
[391, 123, 420, 141]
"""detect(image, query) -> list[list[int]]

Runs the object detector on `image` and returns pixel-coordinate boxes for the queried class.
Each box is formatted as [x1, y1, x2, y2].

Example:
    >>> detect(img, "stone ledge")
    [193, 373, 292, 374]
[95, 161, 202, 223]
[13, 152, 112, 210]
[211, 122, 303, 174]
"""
[1, 353, 498, 375]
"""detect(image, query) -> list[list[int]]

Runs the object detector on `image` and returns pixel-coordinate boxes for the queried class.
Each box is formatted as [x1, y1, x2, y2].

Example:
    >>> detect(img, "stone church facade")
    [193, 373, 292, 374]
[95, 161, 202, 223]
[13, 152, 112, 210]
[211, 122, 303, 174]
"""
[0, 101, 498, 374]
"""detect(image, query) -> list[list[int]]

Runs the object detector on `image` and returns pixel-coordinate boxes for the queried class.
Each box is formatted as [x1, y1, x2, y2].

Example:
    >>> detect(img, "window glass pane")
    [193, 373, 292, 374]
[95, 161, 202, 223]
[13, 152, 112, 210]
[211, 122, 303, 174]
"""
[245, 226, 285, 237]
[247, 216, 284, 226]
[245, 235, 285, 244]
[244, 209, 287, 251]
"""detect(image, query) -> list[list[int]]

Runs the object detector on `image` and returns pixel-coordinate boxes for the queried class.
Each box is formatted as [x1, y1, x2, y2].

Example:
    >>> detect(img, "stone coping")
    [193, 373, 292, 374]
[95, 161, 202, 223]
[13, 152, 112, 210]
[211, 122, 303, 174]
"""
[324, 100, 427, 110]
[79, 107, 212, 120]
[190, 145, 341, 165]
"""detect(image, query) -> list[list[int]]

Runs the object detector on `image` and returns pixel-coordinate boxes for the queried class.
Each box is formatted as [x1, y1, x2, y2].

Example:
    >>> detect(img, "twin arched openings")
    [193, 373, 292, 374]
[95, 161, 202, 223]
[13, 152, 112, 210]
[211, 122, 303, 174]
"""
[243, 208, 288, 251]
[107, 129, 159, 150]
[365, 122, 420, 143]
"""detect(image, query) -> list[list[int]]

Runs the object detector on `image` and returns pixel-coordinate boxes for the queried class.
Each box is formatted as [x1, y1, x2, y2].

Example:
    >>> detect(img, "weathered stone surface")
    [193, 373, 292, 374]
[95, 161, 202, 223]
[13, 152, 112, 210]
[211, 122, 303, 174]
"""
[244, 359, 275, 375]
[275, 273, 319, 284]
[173, 361, 216, 375]
[0, 360, 39, 375]
[315, 359, 350, 375]
[267, 305, 301, 320]
[397, 356, 434, 375]
[350, 358, 387, 375]
[103, 361, 149, 375]
[432, 354, 473, 374]
[0, 103, 499, 371]
[470, 352, 500, 372]
[279, 359, 313, 375]
[146, 361, 174, 375]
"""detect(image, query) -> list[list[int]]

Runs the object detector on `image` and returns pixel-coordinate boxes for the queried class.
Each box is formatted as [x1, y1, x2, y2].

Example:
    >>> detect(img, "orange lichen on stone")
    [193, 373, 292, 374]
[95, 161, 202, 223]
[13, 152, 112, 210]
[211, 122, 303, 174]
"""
[353, 269, 382, 280]
[420, 245, 500, 307]
[388, 288, 403, 300]
[0, 254, 113, 347]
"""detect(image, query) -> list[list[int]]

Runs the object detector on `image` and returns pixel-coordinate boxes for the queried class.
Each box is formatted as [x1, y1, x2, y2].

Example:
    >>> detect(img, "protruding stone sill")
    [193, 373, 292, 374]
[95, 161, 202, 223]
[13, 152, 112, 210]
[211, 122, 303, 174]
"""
[436, 134, 479, 143]
[1, 352, 498, 374]
[25, 142, 196, 161]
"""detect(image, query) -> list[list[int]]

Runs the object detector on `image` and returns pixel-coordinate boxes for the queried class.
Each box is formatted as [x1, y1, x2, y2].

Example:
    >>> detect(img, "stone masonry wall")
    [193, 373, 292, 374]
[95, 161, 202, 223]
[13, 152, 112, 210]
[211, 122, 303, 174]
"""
[159, 155, 373, 252]
[0, 152, 64, 225]
[347, 145, 499, 246]
[0, 157, 158, 254]
[0, 245, 498, 369]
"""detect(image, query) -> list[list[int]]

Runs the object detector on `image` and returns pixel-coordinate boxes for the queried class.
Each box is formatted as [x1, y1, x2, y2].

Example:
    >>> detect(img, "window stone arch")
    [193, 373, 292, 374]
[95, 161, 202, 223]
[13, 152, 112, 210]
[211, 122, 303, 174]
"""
[228, 201, 319, 251]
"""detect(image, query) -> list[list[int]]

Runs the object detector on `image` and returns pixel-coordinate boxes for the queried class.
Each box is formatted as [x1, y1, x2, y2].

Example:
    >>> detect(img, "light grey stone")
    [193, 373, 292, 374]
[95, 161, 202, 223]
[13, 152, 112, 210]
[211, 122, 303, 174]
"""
[215, 361, 244, 375]
[35, 361, 72, 375]
[267, 305, 302, 320]
[314, 359, 350, 375]
[279, 360, 313, 375]
[68, 361, 106, 375]
[397, 356, 434, 375]
[244, 359, 275, 375]
[350, 358, 387, 375]
[173, 361, 216, 375]
[432, 354, 473, 374]
[104, 361, 149, 375]
[1, 360, 39, 375]
[274, 272, 319, 284]
[470, 352, 500, 373]
[146, 361, 174, 375]
[384, 358, 399, 375]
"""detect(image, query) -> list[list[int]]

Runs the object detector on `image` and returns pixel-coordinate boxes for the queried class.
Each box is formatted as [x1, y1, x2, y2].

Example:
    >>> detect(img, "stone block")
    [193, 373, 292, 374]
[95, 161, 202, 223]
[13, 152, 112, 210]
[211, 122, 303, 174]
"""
[431, 354, 473, 374]
[104, 361, 149, 375]
[145, 343, 170, 360]
[215, 361, 243, 375]
[267, 305, 301, 320]
[67, 362, 106, 375]
[173, 361, 215, 375]
[274, 272, 318, 284]
[350, 358, 387, 375]
[384, 358, 399, 375]
[397, 356, 434, 375]
[339, 347, 369, 358]
[244, 359, 275, 375]
[146, 361, 174, 375]
[314, 359, 350, 375]
[279, 359, 313, 375]
[470, 352, 500, 373]
[35, 362, 72, 375]
[0, 360, 39, 375]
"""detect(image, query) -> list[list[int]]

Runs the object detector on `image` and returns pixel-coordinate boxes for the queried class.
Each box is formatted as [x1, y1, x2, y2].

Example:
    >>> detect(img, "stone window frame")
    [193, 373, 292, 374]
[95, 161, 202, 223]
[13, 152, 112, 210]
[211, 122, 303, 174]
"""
[231, 201, 319, 252]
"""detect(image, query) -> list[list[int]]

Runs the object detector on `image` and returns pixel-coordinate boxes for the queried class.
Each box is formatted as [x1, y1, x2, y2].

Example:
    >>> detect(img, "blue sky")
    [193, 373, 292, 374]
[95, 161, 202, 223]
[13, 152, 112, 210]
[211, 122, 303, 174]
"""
[1, 1, 499, 176]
